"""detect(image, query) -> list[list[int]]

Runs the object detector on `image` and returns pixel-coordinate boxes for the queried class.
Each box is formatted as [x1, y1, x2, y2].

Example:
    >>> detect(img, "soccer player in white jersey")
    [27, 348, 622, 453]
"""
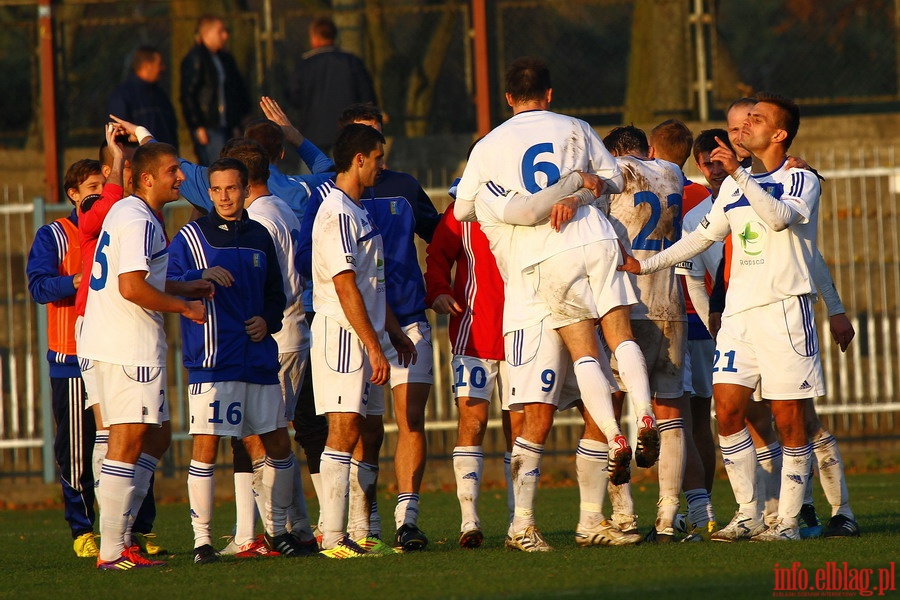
[218, 140, 319, 555]
[601, 125, 692, 542]
[621, 92, 824, 541]
[722, 100, 860, 538]
[80, 142, 207, 569]
[454, 57, 654, 551]
[311, 124, 416, 558]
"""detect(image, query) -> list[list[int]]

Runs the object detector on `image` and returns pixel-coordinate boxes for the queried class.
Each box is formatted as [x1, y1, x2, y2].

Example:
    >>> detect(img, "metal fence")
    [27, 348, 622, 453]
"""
[1, 0, 898, 149]
[3, 148, 900, 481]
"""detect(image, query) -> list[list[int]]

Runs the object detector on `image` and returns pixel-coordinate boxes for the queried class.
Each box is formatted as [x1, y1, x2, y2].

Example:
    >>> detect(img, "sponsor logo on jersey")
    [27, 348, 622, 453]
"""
[700, 217, 710, 229]
[676, 260, 694, 270]
[345, 255, 356, 265]
[739, 221, 765, 255]
[799, 380, 812, 391]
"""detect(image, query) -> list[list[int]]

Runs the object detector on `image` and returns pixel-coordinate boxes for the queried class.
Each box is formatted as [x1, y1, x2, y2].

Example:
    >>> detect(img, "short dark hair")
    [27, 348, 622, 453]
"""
[333, 124, 386, 173]
[338, 102, 384, 129]
[692, 128, 730, 163]
[727, 97, 757, 114]
[131, 142, 177, 191]
[650, 119, 693, 167]
[131, 45, 161, 72]
[243, 119, 284, 165]
[63, 159, 101, 203]
[208, 157, 249, 188]
[309, 17, 337, 42]
[755, 91, 800, 149]
[505, 56, 551, 103]
[220, 138, 269, 185]
[603, 125, 649, 157]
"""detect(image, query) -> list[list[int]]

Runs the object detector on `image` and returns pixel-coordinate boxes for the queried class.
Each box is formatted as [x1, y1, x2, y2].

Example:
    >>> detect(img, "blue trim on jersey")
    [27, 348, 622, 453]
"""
[299, 171, 439, 324]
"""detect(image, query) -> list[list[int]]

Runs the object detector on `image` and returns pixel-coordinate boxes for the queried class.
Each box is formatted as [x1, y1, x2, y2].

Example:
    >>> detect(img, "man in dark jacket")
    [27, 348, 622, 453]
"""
[180, 15, 251, 165]
[108, 46, 179, 149]
[289, 17, 377, 155]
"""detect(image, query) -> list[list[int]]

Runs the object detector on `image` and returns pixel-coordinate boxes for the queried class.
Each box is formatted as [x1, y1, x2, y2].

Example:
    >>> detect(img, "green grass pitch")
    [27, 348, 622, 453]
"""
[1, 473, 897, 599]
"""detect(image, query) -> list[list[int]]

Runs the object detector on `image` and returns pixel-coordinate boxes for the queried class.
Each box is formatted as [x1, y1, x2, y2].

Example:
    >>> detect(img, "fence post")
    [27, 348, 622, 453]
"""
[32, 197, 55, 483]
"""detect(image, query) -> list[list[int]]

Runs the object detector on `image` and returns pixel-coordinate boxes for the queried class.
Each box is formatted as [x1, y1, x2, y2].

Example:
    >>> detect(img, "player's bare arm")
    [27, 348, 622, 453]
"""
[431, 293, 463, 316]
[260, 96, 304, 147]
[165, 278, 214, 299]
[386, 303, 418, 368]
[120, 270, 207, 324]
[104, 122, 126, 188]
[201, 265, 235, 287]
[333, 270, 390, 385]
[109, 114, 155, 145]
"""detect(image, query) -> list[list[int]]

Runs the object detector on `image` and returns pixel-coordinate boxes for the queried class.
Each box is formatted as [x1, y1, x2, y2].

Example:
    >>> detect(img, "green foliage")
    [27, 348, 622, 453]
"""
[0, 473, 896, 599]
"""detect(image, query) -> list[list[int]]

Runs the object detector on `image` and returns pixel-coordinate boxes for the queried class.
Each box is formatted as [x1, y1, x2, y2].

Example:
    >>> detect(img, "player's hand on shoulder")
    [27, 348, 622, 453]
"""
[432, 293, 463, 316]
[183, 299, 207, 325]
[244, 316, 268, 342]
[202, 266, 235, 287]
[786, 155, 811, 171]
[72, 272, 82, 290]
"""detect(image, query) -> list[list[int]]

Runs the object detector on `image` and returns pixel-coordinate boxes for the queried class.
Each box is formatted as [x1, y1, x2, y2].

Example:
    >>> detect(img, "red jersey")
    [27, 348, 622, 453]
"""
[76, 182, 123, 316]
[424, 201, 504, 360]
[680, 180, 714, 314]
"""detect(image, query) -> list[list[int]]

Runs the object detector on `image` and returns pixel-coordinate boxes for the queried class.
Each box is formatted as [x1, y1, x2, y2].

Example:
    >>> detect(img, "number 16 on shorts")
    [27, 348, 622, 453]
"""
[188, 381, 245, 436]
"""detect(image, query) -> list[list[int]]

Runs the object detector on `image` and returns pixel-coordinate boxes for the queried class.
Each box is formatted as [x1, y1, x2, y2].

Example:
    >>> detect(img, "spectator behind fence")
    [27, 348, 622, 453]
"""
[289, 16, 377, 155]
[107, 46, 179, 149]
[180, 15, 251, 165]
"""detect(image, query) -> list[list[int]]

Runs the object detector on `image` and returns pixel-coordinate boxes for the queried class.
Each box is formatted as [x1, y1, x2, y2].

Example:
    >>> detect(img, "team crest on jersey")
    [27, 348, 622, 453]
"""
[390, 200, 399, 214]
[346, 255, 356, 265]
[738, 221, 765, 255]
[253, 253, 261, 268]
[700, 217, 710, 229]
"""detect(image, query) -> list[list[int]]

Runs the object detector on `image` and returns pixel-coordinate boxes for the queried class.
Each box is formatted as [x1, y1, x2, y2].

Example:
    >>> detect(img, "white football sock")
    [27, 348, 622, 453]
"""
[125, 453, 157, 547]
[608, 480, 636, 526]
[779, 444, 812, 528]
[613, 340, 653, 419]
[187, 460, 215, 547]
[684, 488, 715, 527]
[452, 446, 483, 530]
[811, 429, 854, 519]
[719, 428, 758, 519]
[510, 437, 543, 533]
[97, 459, 135, 562]
[394, 493, 420, 529]
[573, 357, 620, 440]
[575, 439, 608, 528]
[319, 447, 351, 549]
[348, 460, 378, 540]
[92, 430, 108, 489]
[369, 497, 382, 538]
[756, 441, 782, 526]
[263, 454, 295, 537]
[250, 458, 267, 534]
[287, 454, 314, 541]
[233, 471, 257, 546]
[503, 452, 514, 524]
[655, 418, 684, 532]
[309, 472, 324, 532]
